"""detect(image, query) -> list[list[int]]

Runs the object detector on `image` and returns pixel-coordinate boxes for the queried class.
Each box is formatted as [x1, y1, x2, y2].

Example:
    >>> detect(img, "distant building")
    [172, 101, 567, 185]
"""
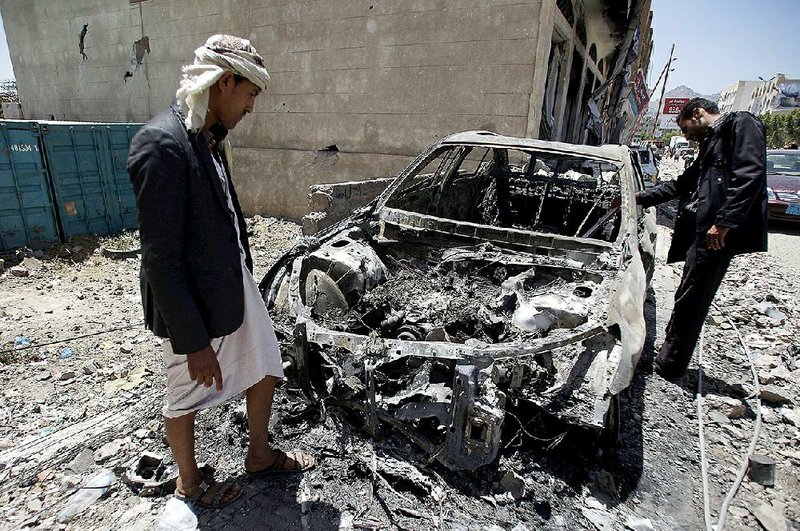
[749, 74, 800, 116]
[718, 80, 760, 113]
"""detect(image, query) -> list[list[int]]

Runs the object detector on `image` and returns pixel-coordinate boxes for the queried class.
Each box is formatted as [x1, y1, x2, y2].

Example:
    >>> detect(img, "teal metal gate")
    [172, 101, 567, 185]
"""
[40, 122, 141, 239]
[0, 121, 60, 251]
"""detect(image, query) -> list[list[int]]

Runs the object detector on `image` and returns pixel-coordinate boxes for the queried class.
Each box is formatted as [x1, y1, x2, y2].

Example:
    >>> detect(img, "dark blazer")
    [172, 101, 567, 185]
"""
[638, 111, 768, 263]
[127, 103, 253, 354]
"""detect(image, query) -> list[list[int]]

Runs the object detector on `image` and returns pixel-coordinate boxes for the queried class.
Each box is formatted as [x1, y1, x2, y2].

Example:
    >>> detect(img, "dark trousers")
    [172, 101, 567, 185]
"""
[657, 241, 733, 374]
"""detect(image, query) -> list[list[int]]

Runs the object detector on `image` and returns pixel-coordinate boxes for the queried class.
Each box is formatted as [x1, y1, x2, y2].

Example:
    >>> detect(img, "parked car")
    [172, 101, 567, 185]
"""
[260, 131, 657, 470]
[766, 149, 800, 223]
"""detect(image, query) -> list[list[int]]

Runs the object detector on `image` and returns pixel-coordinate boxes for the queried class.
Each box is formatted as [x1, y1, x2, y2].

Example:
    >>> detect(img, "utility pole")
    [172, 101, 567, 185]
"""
[651, 44, 676, 139]
[627, 46, 675, 143]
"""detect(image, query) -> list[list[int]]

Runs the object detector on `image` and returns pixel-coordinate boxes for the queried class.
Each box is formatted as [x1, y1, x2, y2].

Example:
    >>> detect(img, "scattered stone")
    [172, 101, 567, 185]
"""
[93, 438, 128, 464]
[120, 343, 133, 354]
[58, 370, 76, 381]
[728, 505, 749, 518]
[760, 385, 793, 405]
[779, 407, 800, 427]
[67, 448, 95, 474]
[749, 501, 787, 531]
[708, 410, 730, 424]
[498, 470, 525, 500]
[21, 257, 42, 273]
[625, 517, 655, 531]
[9, 265, 29, 277]
[755, 355, 783, 371]
[26, 498, 42, 513]
[82, 361, 98, 375]
[756, 301, 786, 323]
[582, 507, 615, 531]
[705, 394, 748, 418]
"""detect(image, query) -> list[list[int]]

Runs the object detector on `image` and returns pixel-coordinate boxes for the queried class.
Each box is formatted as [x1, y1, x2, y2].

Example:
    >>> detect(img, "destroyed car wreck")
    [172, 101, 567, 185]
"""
[261, 131, 657, 471]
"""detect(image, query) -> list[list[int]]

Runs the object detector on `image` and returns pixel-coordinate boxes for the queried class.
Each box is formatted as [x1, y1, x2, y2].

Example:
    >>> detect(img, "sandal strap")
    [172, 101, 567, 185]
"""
[211, 480, 238, 506]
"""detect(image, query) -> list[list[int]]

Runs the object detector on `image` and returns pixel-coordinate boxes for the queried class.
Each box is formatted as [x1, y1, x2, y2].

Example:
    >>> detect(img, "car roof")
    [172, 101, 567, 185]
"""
[440, 131, 629, 163]
[768, 149, 800, 155]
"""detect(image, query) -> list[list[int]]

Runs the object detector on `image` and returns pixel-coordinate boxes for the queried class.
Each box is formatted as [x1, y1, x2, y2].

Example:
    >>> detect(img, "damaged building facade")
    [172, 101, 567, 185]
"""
[0, 0, 652, 220]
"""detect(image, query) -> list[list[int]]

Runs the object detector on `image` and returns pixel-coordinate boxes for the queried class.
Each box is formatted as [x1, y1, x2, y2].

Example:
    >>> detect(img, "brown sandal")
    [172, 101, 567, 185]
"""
[175, 475, 242, 508]
[246, 449, 316, 477]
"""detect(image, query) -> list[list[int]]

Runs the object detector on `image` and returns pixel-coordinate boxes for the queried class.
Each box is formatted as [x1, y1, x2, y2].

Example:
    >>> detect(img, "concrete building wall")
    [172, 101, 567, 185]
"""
[1, 0, 555, 219]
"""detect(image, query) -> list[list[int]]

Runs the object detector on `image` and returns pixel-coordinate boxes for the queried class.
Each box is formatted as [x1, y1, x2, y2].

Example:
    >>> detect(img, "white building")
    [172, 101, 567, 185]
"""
[718, 80, 760, 113]
[749, 74, 800, 116]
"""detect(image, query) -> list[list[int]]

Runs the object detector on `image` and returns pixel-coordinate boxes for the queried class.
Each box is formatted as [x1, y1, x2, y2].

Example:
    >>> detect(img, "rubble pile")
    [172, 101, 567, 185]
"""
[0, 212, 797, 529]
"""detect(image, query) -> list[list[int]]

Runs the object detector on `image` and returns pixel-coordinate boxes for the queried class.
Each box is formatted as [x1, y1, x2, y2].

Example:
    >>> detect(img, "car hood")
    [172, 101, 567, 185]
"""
[768, 173, 800, 191]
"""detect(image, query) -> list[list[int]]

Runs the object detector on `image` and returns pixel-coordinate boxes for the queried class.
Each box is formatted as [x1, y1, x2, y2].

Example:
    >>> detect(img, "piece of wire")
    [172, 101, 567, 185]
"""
[0, 322, 145, 356]
[695, 302, 763, 531]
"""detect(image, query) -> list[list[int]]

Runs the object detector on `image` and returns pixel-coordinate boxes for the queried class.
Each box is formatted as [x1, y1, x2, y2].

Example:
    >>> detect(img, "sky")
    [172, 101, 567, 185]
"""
[648, 0, 799, 94]
[0, 12, 12, 80]
[0, 2, 798, 94]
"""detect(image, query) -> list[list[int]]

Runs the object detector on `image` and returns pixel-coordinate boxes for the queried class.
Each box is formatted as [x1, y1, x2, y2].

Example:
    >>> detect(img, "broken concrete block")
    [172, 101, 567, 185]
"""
[120, 343, 133, 354]
[760, 385, 792, 405]
[779, 407, 800, 427]
[754, 355, 783, 371]
[747, 454, 776, 486]
[756, 301, 786, 323]
[21, 257, 42, 272]
[704, 394, 748, 419]
[93, 438, 128, 464]
[9, 265, 29, 277]
[498, 470, 525, 500]
[749, 501, 787, 531]
[625, 517, 655, 531]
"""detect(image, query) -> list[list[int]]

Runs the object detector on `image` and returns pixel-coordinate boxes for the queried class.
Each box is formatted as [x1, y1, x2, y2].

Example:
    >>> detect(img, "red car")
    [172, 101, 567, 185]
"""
[767, 149, 800, 223]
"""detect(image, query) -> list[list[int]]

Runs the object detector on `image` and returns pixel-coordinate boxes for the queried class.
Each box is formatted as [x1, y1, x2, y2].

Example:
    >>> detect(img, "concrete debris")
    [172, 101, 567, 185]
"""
[704, 394, 748, 419]
[625, 516, 655, 531]
[582, 507, 616, 531]
[760, 385, 793, 405]
[1, 206, 799, 530]
[756, 301, 787, 323]
[498, 470, 526, 500]
[121, 452, 177, 497]
[9, 265, 30, 277]
[749, 501, 788, 531]
[93, 438, 129, 464]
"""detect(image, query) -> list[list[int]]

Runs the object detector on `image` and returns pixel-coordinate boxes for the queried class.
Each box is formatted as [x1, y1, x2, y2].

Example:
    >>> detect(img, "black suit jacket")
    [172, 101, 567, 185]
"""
[638, 111, 768, 263]
[127, 103, 253, 354]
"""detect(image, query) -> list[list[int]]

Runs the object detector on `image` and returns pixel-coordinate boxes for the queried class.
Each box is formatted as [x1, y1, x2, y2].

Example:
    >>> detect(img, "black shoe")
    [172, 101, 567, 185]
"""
[652, 358, 686, 381]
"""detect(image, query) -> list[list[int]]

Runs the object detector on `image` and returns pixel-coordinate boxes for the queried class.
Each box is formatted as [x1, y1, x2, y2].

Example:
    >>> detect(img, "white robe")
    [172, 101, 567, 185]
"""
[161, 150, 283, 418]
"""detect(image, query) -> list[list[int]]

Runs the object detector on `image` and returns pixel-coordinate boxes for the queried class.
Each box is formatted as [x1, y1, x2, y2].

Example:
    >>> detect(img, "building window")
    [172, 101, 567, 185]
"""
[557, 0, 574, 26]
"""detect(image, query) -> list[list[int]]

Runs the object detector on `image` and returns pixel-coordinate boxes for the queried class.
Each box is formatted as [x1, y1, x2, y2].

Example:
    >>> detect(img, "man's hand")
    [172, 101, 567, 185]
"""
[187, 344, 223, 391]
[706, 225, 730, 251]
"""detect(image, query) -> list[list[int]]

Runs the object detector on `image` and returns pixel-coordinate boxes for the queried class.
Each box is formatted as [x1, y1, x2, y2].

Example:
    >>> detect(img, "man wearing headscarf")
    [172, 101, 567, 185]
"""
[127, 35, 314, 507]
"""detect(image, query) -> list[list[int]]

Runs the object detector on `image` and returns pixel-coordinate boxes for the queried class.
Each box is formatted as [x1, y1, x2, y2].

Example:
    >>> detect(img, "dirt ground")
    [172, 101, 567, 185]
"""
[1, 189, 799, 530]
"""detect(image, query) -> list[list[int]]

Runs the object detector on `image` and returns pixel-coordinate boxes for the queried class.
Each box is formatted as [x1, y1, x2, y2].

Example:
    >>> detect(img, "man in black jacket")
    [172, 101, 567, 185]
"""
[637, 98, 768, 380]
[128, 35, 313, 507]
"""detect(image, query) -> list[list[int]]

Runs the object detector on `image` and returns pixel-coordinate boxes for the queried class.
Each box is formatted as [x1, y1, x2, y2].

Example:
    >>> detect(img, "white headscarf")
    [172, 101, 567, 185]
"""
[176, 34, 270, 132]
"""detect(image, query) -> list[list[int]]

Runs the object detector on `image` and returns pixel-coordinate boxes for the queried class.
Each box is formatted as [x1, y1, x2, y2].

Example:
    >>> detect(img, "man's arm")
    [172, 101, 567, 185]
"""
[636, 156, 700, 207]
[127, 126, 210, 354]
[713, 113, 766, 229]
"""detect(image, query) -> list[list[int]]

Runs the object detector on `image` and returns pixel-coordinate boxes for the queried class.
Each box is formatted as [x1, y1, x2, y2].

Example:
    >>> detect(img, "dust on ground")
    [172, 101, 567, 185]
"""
[1, 206, 798, 530]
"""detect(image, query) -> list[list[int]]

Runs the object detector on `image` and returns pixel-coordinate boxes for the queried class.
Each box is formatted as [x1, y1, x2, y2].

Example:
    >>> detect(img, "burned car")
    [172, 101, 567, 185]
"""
[261, 131, 657, 470]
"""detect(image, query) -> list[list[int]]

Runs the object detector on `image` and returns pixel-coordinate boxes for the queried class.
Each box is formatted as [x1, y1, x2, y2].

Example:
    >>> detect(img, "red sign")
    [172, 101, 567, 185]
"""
[663, 98, 690, 115]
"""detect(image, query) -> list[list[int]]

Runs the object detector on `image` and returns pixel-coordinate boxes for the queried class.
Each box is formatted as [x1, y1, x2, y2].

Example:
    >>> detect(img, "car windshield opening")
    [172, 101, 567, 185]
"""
[767, 152, 800, 174]
[384, 145, 623, 242]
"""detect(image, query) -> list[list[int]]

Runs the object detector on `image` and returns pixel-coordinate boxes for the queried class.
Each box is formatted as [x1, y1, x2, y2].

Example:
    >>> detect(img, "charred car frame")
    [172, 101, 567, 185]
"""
[261, 131, 657, 470]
